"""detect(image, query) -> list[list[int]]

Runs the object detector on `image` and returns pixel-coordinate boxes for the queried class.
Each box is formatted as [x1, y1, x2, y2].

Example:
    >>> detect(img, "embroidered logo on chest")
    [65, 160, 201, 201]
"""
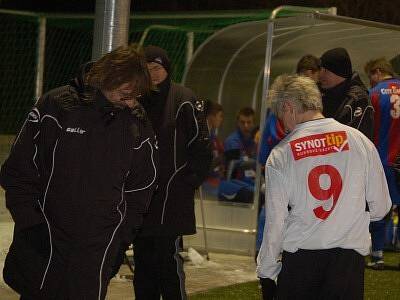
[28, 108, 40, 122]
[353, 107, 363, 117]
[66, 127, 86, 134]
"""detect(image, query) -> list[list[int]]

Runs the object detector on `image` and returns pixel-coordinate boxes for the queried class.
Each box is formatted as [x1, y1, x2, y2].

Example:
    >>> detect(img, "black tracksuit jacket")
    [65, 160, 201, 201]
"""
[0, 73, 157, 299]
[321, 72, 374, 140]
[139, 79, 212, 236]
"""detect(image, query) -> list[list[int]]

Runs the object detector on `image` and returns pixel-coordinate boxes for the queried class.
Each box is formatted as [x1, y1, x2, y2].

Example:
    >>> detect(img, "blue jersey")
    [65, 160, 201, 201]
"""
[258, 113, 286, 165]
[369, 78, 400, 166]
[224, 129, 256, 159]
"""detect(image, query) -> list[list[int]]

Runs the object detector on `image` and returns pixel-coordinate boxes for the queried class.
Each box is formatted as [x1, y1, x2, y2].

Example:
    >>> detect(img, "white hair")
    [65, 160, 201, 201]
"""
[269, 74, 322, 117]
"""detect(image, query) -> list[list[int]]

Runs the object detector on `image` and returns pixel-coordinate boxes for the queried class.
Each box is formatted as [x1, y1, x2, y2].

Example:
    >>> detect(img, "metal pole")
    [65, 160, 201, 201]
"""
[270, 5, 337, 19]
[252, 21, 274, 257]
[35, 16, 46, 100]
[186, 31, 194, 66]
[138, 24, 180, 46]
[328, 7, 337, 15]
[92, 0, 131, 60]
[198, 187, 210, 260]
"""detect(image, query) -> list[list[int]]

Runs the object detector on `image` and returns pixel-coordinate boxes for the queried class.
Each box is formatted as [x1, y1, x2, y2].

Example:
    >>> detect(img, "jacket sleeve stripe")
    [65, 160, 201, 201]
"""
[41, 114, 62, 129]
[175, 101, 199, 147]
[125, 139, 157, 192]
[39, 138, 59, 290]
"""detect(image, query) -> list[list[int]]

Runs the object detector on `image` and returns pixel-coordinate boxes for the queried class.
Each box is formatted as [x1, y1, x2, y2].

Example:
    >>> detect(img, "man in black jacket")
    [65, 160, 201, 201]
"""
[0, 45, 157, 300]
[319, 47, 374, 140]
[134, 45, 212, 300]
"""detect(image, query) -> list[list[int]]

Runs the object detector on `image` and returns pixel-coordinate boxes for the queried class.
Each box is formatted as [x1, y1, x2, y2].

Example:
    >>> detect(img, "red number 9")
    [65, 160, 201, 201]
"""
[308, 165, 342, 220]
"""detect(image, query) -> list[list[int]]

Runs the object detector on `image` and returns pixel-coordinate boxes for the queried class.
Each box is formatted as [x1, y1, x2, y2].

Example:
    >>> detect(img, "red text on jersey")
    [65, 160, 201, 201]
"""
[290, 131, 349, 161]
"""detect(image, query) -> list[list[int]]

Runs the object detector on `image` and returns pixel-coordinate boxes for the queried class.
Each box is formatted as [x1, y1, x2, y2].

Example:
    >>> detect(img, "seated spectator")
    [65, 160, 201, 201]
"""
[217, 107, 257, 203]
[203, 100, 224, 196]
[224, 107, 257, 180]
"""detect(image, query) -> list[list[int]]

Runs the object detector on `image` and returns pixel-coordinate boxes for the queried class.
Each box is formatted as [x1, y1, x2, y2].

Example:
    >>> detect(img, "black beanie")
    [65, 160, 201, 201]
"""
[144, 45, 171, 74]
[320, 47, 352, 78]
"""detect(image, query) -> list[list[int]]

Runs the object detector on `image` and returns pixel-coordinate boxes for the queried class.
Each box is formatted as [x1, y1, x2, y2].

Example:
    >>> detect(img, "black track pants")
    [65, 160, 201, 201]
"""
[134, 235, 187, 300]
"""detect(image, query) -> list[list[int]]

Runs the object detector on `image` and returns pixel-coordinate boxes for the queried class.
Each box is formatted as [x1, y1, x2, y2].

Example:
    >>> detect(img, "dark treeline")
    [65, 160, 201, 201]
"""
[0, 0, 399, 25]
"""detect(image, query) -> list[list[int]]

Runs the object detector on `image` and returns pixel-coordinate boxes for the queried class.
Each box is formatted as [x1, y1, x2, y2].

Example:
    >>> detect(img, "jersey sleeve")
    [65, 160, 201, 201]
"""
[224, 134, 241, 152]
[256, 163, 289, 280]
[258, 114, 286, 166]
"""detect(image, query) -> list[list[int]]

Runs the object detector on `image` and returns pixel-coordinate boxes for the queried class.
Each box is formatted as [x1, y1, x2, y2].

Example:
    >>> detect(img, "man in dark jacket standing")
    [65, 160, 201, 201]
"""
[135, 45, 212, 300]
[319, 47, 374, 140]
[0, 45, 157, 300]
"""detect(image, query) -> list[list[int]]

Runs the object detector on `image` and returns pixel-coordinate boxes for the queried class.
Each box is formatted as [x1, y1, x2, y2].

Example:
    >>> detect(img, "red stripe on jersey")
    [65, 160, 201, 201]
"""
[386, 82, 400, 165]
[370, 92, 381, 147]
[276, 119, 286, 139]
[388, 119, 400, 164]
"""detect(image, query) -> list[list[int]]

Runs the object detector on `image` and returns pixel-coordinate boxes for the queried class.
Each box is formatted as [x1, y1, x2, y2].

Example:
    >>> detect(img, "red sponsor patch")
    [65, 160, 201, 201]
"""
[290, 131, 349, 161]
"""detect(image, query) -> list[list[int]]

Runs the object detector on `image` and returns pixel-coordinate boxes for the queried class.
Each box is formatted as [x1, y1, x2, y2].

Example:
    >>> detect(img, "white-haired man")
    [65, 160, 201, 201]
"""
[256, 74, 391, 300]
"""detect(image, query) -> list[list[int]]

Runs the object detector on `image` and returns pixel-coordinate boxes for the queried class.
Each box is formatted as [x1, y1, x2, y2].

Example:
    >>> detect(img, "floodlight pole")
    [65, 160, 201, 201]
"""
[186, 32, 194, 66]
[34, 16, 46, 100]
[92, 0, 131, 60]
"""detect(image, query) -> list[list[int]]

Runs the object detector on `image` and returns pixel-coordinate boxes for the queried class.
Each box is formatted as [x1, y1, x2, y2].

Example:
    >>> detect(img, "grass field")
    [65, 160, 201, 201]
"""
[190, 252, 400, 300]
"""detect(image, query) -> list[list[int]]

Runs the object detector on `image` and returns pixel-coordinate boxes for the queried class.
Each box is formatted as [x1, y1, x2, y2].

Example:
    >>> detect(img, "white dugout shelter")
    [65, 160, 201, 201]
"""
[182, 13, 400, 255]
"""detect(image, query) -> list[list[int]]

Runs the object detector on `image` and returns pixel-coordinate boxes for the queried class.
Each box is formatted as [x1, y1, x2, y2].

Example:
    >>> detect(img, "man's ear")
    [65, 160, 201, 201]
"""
[283, 101, 294, 113]
[376, 69, 384, 80]
[282, 101, 289, 112]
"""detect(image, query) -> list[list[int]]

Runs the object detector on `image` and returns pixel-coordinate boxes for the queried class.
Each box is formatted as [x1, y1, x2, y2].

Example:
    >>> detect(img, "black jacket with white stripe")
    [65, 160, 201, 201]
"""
[0, 74, 157, 297]
[139, 81, 212, 236]
[321, 72, 374, 140]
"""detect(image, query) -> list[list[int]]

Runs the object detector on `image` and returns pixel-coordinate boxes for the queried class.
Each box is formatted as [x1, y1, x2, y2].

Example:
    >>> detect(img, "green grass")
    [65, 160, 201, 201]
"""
[190, 252, 400, 300]
[364, 252, 400, 300]
[190, 281, 260, 300]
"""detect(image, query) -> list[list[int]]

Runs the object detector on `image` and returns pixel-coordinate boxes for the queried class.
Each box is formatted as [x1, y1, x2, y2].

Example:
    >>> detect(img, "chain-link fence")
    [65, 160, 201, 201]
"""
[0, 10, 276, 137]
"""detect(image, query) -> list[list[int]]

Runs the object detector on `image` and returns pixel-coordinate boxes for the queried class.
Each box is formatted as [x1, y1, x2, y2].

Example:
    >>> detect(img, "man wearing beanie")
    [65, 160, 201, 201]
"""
[319, 47, 374, 140]
[134, 45, 212, 300]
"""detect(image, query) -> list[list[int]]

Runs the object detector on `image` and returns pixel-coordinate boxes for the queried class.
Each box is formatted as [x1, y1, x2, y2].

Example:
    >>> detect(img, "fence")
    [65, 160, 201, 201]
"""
[0, 9, 278, 135]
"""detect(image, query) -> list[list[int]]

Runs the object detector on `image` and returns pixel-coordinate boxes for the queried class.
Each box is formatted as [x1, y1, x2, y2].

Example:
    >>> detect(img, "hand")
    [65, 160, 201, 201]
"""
[182, 171, 202, 189]
[260, 277, 277, 300]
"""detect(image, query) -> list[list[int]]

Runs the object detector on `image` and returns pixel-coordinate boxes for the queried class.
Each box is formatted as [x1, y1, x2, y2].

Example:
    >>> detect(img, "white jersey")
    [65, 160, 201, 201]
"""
[256, 118, 391, 280]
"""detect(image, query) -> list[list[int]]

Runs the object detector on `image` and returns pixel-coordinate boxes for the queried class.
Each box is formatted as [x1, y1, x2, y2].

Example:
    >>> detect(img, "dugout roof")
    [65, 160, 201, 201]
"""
[182, 13, 400, 139]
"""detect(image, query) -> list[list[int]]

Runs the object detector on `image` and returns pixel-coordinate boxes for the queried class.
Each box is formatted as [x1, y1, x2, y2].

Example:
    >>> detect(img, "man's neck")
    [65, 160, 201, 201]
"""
[298, 110, 324, 124]
[381, 74, 393, 81]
